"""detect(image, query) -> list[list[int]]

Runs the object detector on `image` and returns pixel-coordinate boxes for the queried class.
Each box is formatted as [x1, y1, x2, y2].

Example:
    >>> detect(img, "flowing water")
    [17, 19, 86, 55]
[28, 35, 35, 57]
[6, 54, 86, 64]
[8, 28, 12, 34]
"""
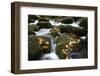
[35, 19, 81, 60]
[35, 28, 59, 60]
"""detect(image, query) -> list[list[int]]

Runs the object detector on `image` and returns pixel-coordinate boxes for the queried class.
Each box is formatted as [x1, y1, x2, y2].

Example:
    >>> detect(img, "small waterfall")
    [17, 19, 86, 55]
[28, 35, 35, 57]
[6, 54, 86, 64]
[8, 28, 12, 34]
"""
[35, 28, 59, 60]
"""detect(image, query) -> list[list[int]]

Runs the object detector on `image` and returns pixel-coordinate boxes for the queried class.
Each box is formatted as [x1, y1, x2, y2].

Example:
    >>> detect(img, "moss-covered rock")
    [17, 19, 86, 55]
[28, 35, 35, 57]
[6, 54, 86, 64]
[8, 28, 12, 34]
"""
[61, 18, 73, 24]
[28, 15, 39, 23]
[79, 18, 88, 29]
[28, 35, 51, 60]
[28, 25, 40, 35]
[28, 24, 40, 31]
[59, 25, 87, 36]
[38, 18, 49, 22]
[37, 22, 52, 29]
[28, 35, 41, 60]
[50, 27, 60, 37]
[37, 36, 51, 53]
[72, 17, 82, 22]
[28, 28, 36, 36]
[56, 33, 80, 59]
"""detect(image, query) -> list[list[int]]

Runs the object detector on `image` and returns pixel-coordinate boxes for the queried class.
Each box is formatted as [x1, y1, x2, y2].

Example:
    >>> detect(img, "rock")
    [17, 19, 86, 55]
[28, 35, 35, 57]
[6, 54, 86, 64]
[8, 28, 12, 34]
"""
[79, 18, 88, 29]
[56, 33, 81, 59]
[50, 27, 60, 37]
[79, 38, 88, 58]
[28, 25, 40, 35]
[59, 25, 87, 36]
[28, 35, 41, 60]
[28, 27, 36, 36]
[69, 38, 88, 59]
[28, 19, 35, 23]
[37, 36, 51, 53]
[37, 22, 52, 29]
[37, 17, 53, 29]
[38, 18, 49, 22]
[28, 15, 39, 23]
[28, 35, 51, 60]
[72, 17, 81, 22]
[28, 15, 39, 20]
[61, 18, 73, 24]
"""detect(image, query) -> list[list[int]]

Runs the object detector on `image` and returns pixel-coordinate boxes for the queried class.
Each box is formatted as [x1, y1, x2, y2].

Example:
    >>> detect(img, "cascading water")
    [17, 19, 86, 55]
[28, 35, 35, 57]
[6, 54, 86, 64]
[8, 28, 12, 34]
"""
[35, 28, 59, 60]
[28, 15, 88, 60]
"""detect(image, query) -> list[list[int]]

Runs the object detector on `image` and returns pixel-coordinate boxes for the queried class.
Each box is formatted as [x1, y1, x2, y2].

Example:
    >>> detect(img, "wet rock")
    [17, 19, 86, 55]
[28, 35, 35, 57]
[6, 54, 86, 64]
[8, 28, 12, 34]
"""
[28, 15, 39, 23]
[38, 18, 49, 22]
[28, 25, 39, 35]
[56, 33, 80, 59]
[28, 35, 41, 60]
[59, 25, 87, 36]
[37, 18, 53, 29]
[28, 35, 51, 60]
[28, 19, 35, 23]
[37, 22, 52, 29]
[69, 38, 88, 59]
[28, 27, 36, 36]
[50, 27, 60, 37]
[72, 17, 82, 22]
[79, 18, 88, 29]
[79, 38, 88, 58]
[61, 18, 73, 24]
[37, 36, 51, 53]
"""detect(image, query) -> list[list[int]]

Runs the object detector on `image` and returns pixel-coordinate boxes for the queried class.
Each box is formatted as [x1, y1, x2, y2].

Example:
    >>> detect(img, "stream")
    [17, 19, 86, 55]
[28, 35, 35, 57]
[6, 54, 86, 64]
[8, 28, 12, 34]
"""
[35, 19, 80, 60]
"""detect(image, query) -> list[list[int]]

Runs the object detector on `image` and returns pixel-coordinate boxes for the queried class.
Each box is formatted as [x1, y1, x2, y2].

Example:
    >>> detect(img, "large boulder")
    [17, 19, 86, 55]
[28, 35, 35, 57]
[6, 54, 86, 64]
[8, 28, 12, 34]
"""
[28, 35, 51, 60]
[56, 33, 81, 59]
[28, 35, 41, 60]
[69, 37, 88, 59]
[59, 25, 87, 37]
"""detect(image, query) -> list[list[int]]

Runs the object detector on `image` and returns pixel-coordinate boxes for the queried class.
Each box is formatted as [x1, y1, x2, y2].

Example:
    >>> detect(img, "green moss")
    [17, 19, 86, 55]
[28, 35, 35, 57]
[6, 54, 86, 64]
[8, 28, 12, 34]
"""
[79, 18, 88, 29]
[61, 18, 73, 24]
[59, 25, 87, 37]
[28, 35, 41, 60]
[37, 22, 52, 29]
[28, 25, 40, 35]
[56, 33, 80, 59]
[28, 36, 51, 60]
